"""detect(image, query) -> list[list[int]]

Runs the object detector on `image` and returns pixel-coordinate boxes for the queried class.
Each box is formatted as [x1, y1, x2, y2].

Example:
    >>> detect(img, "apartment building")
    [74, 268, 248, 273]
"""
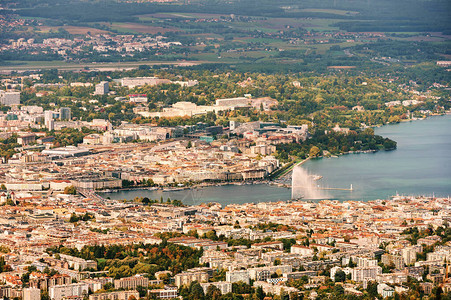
[381, 254, 404, 270]
[113, 276, 149, 290]
[174, 272, 208, 288]
[23, 287, 41, 300]
[0, 91, 20, 106]
[351, 266, 382, 282]
[200, 282, 232, 295]
[49, 283, 89, 300]
[94, 82, 109, 95]
[148, 287, 178, 299]
[402, 245, 423, 265]
[88, 290, 139, 300]
[225, 270, 250, 284]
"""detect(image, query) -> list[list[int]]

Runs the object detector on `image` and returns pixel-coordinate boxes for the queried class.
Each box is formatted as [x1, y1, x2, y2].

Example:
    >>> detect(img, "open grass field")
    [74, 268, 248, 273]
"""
[29, 25, 111, 35]
[299, 9, 359, 16]
[0, 60, 203, 73]
[148, 13, 230, 19]
[63, 26, 111, 35]
[111, 22, 179, 34]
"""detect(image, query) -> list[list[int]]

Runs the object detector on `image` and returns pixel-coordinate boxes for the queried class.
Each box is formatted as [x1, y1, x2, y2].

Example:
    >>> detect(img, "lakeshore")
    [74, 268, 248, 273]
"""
[100, 113, 451, 204]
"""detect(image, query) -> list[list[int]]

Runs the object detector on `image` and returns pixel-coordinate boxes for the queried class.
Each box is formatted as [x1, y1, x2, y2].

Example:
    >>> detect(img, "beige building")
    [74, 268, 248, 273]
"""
[291, 245, 314, 256]
[0, 91, 20, 106]
[89, 291, 139, 300]
[72, 178, 122, 190]
[121, 77, 171, 88]
[402, 245, 422, 265]
[49, 283, 89, 300]
[148, 287, 178, 299]
[174, 272, 209, 287]
[200, 282, 232, 295]
[226, 270, 250, 284]
[351, 266, 382, 282]
[114, 276, 149, 290]
[23, 288, 41, 300]
[381, 254, 404, 270]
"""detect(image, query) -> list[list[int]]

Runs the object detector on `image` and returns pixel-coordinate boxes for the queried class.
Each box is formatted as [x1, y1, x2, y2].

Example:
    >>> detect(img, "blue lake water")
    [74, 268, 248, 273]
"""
[101, 114, 451, 204]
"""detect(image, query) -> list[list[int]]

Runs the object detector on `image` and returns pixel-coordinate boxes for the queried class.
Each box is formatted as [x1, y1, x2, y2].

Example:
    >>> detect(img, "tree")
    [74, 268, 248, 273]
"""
[206, 285, 222, 300]
[334, 270, 346, 282]
[366, 281, 378, 298]
[69, 213, 79, 223]
[41, 291, 50, 300]
[205, 230, 218, 241]
[136, 286, 147, 298]
[187, 229, 199, 238]
[280, 238, 296, 252]
[255, 286, 265, 300]
[309, 146, 320, 157]
[0, 256, 7, 273]
[64, 185, 77, 195]
[333, 284, 344, 295]
[189, 282, 205, 300]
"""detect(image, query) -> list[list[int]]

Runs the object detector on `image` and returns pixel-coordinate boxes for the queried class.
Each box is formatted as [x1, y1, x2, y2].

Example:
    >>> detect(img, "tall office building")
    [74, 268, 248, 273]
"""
[0, 91, 20, 106]
[59, 107, 71, 120]
[44, 110, 55, 130]
[95, 81, 109, 95]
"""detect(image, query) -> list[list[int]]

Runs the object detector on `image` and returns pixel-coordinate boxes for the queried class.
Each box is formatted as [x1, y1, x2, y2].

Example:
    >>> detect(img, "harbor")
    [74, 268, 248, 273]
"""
[100, 114, 451, 204]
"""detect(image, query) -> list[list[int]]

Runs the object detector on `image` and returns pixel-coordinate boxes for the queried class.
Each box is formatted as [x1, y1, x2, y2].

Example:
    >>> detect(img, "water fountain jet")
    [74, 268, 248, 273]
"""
[291, 165, 329, 200]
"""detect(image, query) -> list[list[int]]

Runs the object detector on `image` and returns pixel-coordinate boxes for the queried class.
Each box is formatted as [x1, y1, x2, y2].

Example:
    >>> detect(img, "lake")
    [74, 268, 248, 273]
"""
[101, 114, 451, 204]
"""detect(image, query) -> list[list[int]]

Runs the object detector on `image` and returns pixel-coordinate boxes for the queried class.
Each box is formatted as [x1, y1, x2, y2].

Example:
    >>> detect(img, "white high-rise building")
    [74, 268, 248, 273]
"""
[59, 107, 71, 120]
[0, 91, 20, 106]
[49, 283, 89, 300]
[44, 110, 56, 130]
[23, 288, 41, 300]
[351, 266, 382, 282]
[95, 81, 109, 95]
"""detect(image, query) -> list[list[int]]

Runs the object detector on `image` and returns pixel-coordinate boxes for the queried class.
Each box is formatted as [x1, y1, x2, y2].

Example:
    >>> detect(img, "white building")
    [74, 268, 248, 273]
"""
[200, 282, 232, 295]
[330, 266, 352, 281]
[44, 110, 59, 130]
[42, 146, 91, 158]
[248, 265, 292, 281]
[59, 107, 71, 120]
[253, 281, 299, 297]
[402, 245, 422, 265]
[49, 180, 72, 191]
[377, 283, 395, 298]
[23, 287, 41, 300]
[353, 256, 378, 268]
[215, 97, 250, 108]
[95, 81, 109, 95]
[129, 94, 148, 103]
[291, 245, 314, 256]
[402, 100, 421, 106]
[351, 266, 382, 282]
[226, 270, 249, 284]
[173, 80, 199, 87]
[49, 283, 89, 300]
[121, 77, 171, 88]
[0, 91, 20, 106]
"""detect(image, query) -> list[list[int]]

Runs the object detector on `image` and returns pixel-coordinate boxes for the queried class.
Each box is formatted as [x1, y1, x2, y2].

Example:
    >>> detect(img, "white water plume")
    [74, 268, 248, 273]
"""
[291, 165, 329, 199]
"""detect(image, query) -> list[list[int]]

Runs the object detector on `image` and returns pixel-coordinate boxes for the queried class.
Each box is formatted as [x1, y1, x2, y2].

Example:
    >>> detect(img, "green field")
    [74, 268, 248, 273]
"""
[0, 60, 205, 71]
[299, 9, 359, 16]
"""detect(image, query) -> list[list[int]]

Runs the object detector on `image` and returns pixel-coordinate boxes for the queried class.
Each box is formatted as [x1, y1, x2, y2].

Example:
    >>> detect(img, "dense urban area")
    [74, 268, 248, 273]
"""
[0, 0, 451, 299]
